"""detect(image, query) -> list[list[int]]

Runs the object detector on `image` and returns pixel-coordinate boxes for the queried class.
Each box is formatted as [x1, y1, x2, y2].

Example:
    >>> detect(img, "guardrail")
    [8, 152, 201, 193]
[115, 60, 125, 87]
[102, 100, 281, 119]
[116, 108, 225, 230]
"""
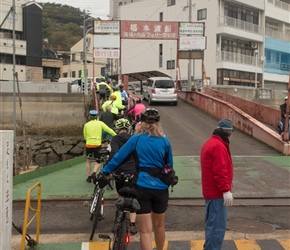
[178, 90, 290, 155]
[21, 182, 41, 250]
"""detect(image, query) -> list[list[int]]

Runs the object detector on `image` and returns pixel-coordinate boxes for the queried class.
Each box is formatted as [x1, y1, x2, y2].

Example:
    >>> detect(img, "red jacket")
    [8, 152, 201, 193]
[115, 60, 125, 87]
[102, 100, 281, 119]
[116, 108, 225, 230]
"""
[200, 135, 233, 199]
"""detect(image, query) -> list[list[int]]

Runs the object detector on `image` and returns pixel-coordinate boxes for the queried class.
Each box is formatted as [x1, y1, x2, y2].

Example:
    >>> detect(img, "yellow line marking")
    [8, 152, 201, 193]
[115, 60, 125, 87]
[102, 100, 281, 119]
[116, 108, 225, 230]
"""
[152, 240, 168, 249]
[190, 240, 205, 249]
[234, 240, 261, 250]
[84, 242, 109, 250]
[277, 239, 290, 250]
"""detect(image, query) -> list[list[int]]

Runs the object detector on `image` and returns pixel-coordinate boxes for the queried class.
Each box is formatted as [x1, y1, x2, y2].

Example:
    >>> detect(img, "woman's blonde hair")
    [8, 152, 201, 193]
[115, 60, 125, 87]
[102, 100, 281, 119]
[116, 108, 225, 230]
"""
[136, 121, 164, 137]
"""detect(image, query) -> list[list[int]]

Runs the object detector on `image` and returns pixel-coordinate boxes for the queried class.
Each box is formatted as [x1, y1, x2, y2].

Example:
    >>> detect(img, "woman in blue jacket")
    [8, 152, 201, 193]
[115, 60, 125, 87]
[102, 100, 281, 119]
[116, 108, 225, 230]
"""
[102, 108, 173, 250]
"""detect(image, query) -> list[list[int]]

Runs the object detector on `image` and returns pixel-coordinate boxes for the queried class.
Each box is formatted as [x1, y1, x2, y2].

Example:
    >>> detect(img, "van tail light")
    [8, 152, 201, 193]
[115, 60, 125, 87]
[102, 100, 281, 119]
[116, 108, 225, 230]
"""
[151, 88, 156, 94]
[174, 88, 177, 94]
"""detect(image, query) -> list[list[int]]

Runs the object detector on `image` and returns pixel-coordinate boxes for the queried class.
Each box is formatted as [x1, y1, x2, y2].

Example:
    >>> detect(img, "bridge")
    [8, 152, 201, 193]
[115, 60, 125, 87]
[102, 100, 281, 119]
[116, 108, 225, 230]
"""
[10, 90, 290, 249]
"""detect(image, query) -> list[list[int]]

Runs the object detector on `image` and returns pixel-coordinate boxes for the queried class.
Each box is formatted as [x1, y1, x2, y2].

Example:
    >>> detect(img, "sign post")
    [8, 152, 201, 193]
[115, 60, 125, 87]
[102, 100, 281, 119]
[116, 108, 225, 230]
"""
[0, 130, 13, 250]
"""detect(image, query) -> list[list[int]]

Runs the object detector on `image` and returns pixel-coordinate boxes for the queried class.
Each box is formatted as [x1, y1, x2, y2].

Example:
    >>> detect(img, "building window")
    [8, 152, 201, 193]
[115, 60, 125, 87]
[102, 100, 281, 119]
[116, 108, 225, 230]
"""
[71, 53, 76, 62]
[159, 44, 163, 67]
[159, 12, 163, 22]
[197, 9, 207, 20]
[167, 0, 175, 7]
[72, 71, 76, 77]
[167, 60, 175, 69]
[78, 70, 82, 78]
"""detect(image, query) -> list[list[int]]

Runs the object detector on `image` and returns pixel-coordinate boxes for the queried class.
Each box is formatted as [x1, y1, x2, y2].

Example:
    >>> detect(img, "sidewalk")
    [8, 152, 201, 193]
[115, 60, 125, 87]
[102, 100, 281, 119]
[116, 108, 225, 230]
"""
[12, 230, 290, 250]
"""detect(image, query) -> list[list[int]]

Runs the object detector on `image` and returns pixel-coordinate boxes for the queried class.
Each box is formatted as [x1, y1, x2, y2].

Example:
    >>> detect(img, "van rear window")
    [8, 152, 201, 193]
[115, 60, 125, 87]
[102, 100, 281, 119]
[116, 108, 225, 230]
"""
[155, 80, 174, 88]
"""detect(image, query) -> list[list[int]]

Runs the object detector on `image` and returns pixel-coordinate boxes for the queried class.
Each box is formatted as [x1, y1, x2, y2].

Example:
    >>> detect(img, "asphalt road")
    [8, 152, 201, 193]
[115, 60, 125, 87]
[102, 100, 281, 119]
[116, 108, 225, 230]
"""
[12, 99, 286, 240]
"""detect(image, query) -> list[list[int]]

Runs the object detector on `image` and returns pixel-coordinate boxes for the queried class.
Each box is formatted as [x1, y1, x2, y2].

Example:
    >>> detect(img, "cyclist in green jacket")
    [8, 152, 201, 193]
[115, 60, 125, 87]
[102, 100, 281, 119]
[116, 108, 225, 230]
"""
[83, 110, 116, 183]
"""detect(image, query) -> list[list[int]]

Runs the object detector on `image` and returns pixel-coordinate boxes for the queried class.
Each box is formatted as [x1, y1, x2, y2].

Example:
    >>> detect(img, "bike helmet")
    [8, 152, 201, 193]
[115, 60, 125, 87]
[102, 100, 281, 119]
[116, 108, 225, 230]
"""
[115, 118, 130, 130]
[285, 96, 288, 100]
[140, 108, 160, 123]
[89, 110, 98, 118]
[110, 94, 117, 100]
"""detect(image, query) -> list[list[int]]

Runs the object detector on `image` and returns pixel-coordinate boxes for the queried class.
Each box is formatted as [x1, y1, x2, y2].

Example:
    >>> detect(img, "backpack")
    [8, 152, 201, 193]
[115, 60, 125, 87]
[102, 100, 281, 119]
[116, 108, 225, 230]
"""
[99, 84, 107, 94]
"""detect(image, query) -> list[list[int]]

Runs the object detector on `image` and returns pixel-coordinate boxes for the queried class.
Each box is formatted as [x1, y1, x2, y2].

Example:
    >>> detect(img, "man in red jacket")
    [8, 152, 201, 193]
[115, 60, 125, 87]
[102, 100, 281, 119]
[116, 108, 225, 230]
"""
[200, 119, 234, 250]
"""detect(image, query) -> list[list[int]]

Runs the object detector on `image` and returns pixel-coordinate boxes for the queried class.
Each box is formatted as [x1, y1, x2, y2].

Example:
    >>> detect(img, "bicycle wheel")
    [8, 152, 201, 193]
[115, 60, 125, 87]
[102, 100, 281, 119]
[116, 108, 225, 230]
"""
[112, 213, 128, 250]
[89, 189, 104, 241]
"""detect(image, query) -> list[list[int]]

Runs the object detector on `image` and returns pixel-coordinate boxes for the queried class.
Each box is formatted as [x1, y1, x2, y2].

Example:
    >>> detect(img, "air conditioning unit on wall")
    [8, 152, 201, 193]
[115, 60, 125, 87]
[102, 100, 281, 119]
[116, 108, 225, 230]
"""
[251, 42, 258, 49]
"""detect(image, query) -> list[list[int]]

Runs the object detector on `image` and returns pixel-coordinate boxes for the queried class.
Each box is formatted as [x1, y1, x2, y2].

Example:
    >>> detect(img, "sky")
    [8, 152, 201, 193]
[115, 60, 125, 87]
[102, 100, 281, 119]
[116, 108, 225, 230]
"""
[36, 0, 110, 19]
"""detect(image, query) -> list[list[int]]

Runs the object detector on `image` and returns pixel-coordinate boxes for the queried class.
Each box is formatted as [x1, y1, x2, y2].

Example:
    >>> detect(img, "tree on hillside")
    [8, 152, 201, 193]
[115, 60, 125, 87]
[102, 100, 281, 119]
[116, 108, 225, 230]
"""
[40, 2, 91, 51]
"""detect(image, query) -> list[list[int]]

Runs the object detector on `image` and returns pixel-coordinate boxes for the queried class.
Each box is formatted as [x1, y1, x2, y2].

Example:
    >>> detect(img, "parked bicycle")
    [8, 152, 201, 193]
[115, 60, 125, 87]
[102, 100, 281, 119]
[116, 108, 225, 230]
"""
[99, 172, 140, 250]
[87, 146, 111, 241]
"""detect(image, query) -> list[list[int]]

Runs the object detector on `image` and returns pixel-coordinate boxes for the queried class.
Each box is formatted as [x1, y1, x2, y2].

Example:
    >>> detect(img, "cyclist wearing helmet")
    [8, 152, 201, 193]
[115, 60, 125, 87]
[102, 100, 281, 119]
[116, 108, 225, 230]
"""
[108, 118, 138, 234]
[111, 85, 123, 106]
[83, 110, 116, 183]
[127, 97, 146, 122]
[102, 94, 125, 120]
[119, 84, 129, 105]
[97, 78, 112, 106]
[102, 108, 173, 250]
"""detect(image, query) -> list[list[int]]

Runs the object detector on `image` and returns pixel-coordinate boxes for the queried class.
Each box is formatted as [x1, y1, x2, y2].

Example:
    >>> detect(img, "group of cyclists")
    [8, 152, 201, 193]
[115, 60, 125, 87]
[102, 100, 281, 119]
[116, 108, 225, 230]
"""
[83, 77, 174, 249]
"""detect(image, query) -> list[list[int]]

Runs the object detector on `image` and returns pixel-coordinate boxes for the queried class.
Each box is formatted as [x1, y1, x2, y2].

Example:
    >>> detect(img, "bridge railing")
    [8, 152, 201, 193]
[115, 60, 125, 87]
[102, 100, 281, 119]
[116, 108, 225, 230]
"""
[178, 90, 290, 155]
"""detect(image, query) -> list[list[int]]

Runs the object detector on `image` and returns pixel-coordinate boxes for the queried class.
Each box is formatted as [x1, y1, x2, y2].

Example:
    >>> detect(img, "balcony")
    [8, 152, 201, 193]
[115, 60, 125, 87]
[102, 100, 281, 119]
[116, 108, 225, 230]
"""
[217, 51, 264, 67]
[265, 60, 290, 74]
[265, 29, 290, 42]
[218, 16, 264, 36]
[267, 0, 290, 11]
[0, 38, 27, 56]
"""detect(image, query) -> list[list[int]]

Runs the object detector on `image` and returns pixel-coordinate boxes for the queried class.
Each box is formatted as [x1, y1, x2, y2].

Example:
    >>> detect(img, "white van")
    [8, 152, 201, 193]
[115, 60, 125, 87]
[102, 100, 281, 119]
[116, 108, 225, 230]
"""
[142, 77, 178, 106]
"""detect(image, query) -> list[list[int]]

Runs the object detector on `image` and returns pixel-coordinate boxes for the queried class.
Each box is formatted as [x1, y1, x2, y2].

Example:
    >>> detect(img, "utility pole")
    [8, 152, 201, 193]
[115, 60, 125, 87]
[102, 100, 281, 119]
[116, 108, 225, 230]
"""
[187, 0, 193, 91]
[83, 11, 87, 95]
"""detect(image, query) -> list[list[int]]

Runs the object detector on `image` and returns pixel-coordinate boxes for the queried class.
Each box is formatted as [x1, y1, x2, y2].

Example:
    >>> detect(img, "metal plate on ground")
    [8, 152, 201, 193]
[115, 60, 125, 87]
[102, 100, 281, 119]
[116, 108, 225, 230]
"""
[227, 219, 275, 234]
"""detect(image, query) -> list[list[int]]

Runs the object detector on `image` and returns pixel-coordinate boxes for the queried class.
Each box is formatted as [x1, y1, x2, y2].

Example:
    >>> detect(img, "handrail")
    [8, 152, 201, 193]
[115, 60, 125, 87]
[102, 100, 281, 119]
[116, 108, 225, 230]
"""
[21, 182, 41, 250]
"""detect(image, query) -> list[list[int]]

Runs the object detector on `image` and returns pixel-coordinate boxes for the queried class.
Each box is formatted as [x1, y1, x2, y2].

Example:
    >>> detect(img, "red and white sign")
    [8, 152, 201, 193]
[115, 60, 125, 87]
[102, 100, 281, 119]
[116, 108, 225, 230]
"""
[94, 49, 120, 58]
[121, 21, 179, 40]
[179, 36, 206, 50]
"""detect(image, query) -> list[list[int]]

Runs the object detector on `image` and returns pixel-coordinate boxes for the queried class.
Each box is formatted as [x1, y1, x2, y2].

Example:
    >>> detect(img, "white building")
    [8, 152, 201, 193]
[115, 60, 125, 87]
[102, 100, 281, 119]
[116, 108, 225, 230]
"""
[109, 0, 290, 90]
[0, 0, 43, 82]
[62, 34, 107, 81]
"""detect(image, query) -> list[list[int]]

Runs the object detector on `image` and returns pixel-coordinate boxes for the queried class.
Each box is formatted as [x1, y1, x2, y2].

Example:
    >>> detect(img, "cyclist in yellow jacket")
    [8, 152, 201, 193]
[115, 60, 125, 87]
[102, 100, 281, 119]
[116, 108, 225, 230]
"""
[102, 94, 125, 120]
[83, 110, 116, 183]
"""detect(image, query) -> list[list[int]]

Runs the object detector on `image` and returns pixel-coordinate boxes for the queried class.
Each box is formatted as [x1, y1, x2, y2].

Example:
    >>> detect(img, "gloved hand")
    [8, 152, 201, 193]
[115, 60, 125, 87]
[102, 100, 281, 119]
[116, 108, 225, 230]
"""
[223, 191, 233, 207]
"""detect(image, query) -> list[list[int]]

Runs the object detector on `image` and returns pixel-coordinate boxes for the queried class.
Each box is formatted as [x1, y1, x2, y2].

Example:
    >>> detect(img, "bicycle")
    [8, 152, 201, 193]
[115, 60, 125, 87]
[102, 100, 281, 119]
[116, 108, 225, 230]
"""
[87, 147, 111, 241]
[99, 172, 140, 250]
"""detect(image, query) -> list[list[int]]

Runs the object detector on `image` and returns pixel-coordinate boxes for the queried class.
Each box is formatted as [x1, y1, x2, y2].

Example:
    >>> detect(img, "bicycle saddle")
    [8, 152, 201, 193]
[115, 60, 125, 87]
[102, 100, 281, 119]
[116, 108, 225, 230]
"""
[118, 186, 138, 198]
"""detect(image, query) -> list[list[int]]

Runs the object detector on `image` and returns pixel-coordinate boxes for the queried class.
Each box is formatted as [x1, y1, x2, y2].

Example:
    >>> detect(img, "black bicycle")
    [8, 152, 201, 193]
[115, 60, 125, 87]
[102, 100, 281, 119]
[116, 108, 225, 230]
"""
[99, 172, 140, 250]
[87, 147, 111, 241]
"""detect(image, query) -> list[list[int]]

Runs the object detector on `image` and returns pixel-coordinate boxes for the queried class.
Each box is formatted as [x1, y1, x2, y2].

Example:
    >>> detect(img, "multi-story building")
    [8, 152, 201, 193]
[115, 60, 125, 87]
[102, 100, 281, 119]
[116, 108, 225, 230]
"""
[62, 33, 107, 81]
[0, 0, 43, 82]
[109, 0, 289, 90]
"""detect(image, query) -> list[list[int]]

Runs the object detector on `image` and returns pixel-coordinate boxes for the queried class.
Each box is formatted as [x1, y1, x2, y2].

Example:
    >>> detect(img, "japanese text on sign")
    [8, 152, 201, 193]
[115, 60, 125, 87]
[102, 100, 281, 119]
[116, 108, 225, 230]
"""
[121, 21, 178, 40]
[179, 22, 204, 35]
[94, 21, 120, 34]
[94, 49, 120, 59]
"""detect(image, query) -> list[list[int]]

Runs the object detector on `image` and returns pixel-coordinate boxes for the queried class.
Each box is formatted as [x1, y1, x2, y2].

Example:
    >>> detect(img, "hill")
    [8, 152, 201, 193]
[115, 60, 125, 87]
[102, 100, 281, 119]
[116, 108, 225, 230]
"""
[40, 2, 98, 51]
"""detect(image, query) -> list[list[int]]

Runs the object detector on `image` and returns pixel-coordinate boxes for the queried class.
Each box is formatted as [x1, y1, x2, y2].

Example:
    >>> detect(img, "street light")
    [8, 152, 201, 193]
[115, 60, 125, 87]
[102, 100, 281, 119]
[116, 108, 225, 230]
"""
[254, 49, 258, 89]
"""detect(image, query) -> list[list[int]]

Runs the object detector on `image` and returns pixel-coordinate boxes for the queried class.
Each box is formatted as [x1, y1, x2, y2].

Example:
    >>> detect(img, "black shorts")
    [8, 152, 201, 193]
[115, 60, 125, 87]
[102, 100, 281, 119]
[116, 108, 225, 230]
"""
[85, 147, 101, 159]
[99, 93, 106, 100]
[135, 187, 168, 214]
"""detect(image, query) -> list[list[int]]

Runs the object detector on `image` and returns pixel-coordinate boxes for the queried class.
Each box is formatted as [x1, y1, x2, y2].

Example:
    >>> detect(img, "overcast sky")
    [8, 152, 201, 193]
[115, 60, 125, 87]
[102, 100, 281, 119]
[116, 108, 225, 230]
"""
[36, 0, 110, 19]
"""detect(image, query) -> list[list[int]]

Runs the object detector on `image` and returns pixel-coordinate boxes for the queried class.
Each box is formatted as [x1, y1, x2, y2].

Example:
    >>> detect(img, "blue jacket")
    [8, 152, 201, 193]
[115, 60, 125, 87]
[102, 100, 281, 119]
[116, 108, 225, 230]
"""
[102, 133, 173, 190]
